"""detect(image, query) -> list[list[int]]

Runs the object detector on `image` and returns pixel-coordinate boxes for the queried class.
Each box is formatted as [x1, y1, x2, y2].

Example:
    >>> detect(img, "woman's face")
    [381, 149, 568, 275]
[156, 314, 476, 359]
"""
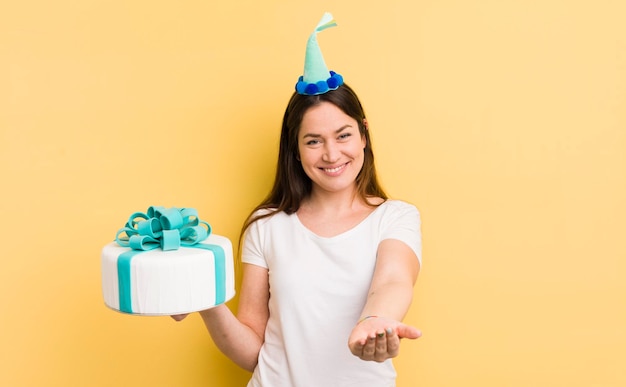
[297, 101, 366, 195]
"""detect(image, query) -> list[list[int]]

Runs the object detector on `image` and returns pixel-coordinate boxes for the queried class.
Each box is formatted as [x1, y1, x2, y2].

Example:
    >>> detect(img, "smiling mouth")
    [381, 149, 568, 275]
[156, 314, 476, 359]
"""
[321, 163, 348, 173]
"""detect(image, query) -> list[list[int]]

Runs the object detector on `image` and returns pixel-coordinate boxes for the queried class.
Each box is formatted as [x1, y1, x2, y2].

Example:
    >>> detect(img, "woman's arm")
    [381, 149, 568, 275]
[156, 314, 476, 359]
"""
[348, 238, 421, 362]
[176, 263, 269, 372]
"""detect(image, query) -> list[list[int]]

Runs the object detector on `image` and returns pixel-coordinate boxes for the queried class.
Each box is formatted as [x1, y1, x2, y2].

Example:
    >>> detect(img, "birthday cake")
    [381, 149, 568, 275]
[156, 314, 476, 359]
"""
[101, 206, 235, 315]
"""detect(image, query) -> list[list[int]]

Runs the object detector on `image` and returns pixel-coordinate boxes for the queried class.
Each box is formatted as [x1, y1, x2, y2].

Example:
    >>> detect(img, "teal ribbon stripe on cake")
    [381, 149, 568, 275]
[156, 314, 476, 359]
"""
[114, 206, 226, 314]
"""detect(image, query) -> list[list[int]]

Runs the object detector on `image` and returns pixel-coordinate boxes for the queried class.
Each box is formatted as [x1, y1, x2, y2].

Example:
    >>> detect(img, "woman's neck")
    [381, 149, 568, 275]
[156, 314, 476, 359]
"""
[296, 187, 383, 238]
[305, 186, 362, 213]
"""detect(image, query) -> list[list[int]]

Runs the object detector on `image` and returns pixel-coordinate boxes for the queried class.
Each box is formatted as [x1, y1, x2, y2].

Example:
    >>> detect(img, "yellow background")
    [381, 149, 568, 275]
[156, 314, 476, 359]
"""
[1, 1, 625, 386]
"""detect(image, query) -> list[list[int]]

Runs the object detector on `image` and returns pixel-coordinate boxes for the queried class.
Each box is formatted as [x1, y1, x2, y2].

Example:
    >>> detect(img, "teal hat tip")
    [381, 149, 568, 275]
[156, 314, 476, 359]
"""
[295, 12, 344, 95]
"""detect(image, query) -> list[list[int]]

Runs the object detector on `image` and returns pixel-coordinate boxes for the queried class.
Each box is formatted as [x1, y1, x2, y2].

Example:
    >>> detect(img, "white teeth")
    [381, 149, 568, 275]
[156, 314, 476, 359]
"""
[323, 164, 345, 173]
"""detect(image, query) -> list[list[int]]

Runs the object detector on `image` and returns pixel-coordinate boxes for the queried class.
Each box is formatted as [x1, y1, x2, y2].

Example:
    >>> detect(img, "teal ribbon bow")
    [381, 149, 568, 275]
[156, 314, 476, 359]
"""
[115, 206, 211, 251]
[114, 206, 226, 314]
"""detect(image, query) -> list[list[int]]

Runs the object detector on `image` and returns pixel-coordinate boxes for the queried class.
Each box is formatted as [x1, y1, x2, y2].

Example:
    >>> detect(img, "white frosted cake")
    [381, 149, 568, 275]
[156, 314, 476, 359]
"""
[101, 206, 235, 315]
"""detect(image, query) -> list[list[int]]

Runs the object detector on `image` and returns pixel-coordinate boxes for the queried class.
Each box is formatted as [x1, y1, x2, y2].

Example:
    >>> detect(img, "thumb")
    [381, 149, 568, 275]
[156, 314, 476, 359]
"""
[170, 313, 189, 322]
[396, 324, 422, 340]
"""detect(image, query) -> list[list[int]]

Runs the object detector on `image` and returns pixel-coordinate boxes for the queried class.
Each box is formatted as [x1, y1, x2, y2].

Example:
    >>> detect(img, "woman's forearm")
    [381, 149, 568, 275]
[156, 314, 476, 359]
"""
[361, 239, 420, 323]
[199, 305, 263, 372]
[359, 281, 414, 322]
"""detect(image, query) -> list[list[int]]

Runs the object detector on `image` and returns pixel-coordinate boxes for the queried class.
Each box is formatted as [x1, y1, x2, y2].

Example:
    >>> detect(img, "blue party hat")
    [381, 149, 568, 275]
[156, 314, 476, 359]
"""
[295, 12, 344, 95]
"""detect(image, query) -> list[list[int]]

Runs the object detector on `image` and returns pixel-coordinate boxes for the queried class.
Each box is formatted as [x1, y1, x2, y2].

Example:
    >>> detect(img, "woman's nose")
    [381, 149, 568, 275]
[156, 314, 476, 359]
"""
[322, 142, 340, 162]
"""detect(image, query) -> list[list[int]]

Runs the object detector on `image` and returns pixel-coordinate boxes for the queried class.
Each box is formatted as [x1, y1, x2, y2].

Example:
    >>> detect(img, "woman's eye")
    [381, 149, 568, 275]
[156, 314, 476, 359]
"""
[306, 139, 321, 145]
[338, 133, 352, 140]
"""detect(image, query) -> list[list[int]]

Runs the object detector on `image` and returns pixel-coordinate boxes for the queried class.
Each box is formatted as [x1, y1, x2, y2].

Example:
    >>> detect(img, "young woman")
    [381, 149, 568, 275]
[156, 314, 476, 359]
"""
[174, 83, 422, 386]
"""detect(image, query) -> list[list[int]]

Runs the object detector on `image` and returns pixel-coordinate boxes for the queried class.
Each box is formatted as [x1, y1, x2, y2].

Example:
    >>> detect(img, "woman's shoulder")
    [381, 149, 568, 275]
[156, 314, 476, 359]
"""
[251, 207, 278, 217]
[252, 206, 294, 217]
[379, 199, 420, 213]
[362, 199, 421, 228]
[248, 207, 292, 228]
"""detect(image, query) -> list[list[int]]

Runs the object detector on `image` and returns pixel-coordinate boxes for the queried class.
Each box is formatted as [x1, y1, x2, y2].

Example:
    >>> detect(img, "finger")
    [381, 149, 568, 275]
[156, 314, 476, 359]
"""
[170, 313, 189, 322]
[362, 335, 377, 358]
[396, 324, 422, 340]
[375, 330, 387, 356]
[349, 338, 365, 356]
[372, 330, 389, 362]
[385, 328, 400, 357]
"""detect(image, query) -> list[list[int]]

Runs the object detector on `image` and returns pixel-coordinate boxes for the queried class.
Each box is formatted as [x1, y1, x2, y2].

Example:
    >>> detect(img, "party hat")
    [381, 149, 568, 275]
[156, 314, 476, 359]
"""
[295, 12, 344, 95]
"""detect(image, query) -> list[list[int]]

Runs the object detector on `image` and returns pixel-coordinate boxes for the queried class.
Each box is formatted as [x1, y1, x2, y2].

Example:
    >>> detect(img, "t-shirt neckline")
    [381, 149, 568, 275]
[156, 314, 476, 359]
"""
[292, 200, 390, 240]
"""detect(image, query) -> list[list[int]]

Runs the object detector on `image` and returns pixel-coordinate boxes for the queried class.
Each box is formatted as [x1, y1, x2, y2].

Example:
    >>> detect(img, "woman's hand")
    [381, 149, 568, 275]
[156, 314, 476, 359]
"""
[347, 316, 421, 362]
[170, 313, 189, 322]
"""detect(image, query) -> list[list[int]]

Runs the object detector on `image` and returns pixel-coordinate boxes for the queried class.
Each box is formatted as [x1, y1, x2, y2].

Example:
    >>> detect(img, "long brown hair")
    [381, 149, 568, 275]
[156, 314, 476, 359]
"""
[241, 83, 387, 235]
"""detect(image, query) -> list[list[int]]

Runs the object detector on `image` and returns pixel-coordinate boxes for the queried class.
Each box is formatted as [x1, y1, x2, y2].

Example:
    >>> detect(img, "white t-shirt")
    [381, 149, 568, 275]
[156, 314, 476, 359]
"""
[242, 200, 422, 387]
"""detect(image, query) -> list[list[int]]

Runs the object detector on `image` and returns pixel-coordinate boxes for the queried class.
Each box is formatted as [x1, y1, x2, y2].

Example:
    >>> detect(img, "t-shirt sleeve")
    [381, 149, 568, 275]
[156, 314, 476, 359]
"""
[241, 213, 269, 269]
[381, 202, 422, 265]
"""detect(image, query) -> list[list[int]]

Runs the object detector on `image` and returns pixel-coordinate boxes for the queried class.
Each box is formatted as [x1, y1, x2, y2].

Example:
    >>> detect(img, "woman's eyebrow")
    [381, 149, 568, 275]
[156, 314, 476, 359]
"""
[302, 124, 353, 138]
